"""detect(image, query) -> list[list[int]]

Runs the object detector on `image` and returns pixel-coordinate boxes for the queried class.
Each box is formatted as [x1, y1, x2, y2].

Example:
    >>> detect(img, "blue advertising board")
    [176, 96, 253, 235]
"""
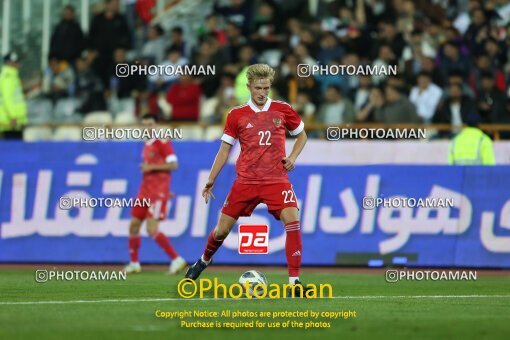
[0, 141, 509, 267]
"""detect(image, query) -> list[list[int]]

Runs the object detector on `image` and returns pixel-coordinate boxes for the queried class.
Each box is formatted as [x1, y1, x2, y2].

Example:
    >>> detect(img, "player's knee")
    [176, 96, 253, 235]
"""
[214, 226, 230, 240]
[129, 221, 141, 235]
[146, 225, 158, 237]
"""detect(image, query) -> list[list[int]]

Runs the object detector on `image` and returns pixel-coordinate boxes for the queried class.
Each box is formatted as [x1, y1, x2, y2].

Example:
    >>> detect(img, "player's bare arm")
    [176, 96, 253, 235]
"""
[282, 130, 307, 171]
[202, 141, 233, 204]
[140, 161, 178, 172]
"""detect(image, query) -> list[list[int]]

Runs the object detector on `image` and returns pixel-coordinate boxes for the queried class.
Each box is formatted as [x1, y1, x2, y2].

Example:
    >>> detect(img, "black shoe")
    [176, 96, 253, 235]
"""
[286, 279, 312, 298]
[184, 257, 211, 280]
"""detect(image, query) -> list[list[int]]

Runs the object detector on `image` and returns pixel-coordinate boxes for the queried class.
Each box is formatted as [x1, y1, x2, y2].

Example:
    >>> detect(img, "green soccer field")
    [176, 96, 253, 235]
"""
[0, 267, 509, 340]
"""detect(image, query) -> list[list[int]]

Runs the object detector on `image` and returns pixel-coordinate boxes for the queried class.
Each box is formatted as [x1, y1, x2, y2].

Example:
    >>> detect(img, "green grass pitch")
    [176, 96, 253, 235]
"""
[0, 267, 509, 340]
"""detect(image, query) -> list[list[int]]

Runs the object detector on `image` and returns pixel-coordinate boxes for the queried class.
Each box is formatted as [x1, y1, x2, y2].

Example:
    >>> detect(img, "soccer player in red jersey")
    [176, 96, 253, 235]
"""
[124, 114, 186, 274]
[185, 64, 310, 293]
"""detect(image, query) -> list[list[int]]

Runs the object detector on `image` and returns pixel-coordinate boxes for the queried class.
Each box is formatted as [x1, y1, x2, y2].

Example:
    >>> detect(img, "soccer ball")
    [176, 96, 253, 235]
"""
[239, 270, 268, 296]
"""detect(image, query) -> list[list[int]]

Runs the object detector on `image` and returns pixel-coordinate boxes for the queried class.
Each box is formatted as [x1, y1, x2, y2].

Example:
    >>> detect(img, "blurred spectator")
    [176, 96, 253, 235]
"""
[168, 27, 187, 57]
[374, 85, 420, 123]
[434, 83, 478, 131]
[135, 0, 156, 24]
[469, 54, 506, 95]
[198, 14, 228, 47]
[317, 32, 344, 65]
[291, 91, 316, 124]
[50, 5, 85, 63]
[250, 1, 285, 52]
[477, 72, 507, 123]
[356, 86, 384, 122]
[316, 85, 355, 125]
[192, 38, 227, 98]
[108, 48, 146, 100]
[353, 75, 371, 111]
[276, 53, 319, 105]
[0, 53, 27, 139]
[166, 75, 202, 121]
[74, 55, 106, 114]
[294, 42, 316, 66]
[375, 20, 406, 59]
[437, 41, 470, 80]
[148, 47, 188, 93]
[141, 24, 166, 64]
[89, 0, 131, 85]
[223, 21, 247, 64]
[446, 69, 474, 98]
[372, 44, 396, 85]
[410, 72, 443, 123]
[209, 73, 237, 123]
[213, 0, 253, 36]
[42, 56, 75, 103]
[232, 45, 257, 103]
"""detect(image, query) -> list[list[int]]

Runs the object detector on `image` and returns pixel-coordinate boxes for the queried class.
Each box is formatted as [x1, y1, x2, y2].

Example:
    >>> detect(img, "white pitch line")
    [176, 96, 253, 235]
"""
[1, 295, 509, 306]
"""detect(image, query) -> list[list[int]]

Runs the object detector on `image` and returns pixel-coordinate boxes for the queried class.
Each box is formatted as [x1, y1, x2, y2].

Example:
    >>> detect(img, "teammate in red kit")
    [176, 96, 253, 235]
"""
[124, 114, 186, 274]
[185, 64, 310, 294]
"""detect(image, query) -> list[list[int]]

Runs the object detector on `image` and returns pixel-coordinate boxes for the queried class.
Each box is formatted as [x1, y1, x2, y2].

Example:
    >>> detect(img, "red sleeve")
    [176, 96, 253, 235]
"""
[158, 140, 177, 163]
[284, 104, 304, 136]
[221, 110, 238, 144]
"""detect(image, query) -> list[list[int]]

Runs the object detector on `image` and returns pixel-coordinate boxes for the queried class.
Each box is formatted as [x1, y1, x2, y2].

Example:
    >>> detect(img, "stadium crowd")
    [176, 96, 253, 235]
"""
[2, 0, 510, 139]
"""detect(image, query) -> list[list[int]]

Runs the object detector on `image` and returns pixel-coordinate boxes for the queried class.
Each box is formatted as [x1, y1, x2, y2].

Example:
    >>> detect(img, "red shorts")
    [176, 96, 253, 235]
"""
[131, 191, 168, 221]
[221, 181, 299, 220]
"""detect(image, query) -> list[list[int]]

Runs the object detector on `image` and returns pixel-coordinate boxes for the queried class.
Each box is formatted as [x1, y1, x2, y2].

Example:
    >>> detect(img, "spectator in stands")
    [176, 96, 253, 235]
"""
[50, 5, 85, 64]
[192, 37, 227, 98]
[42, 56, 75, 103]
[198, 14, 228, 47]
[434, 83, 478, 133]
[89, 0, 131, 85]
[213, 0, 253, 37]
[372, 44, 396, 85]
[232, 45, 257, 104]
[437, 41, 470, 80]
[0, 52, 27, 139]
[250, 1, 285, 52]
[275, 53, 320, 106]
[107, 48, 146, 101]
[165, 75, 202, 121]
[141, 24, 166, 64]
[446, 69, 474, 98]
[375, 20, 406, 59]
[317, 32, 345, 65]
[316, 85, 355, 125]
[484, 38, 507, 69]
[209, 73, 237, 123]
[409, 71, 443, 123]
[356, 86, 384, 122]
[353, 75, 371, 111]
[469, 54, 506, 95]
[291, 91, 316, 125]
[74, 55, 106, 114]
[374, 85, 420, 123]
[223, 21, 247, 64]
[477, 72, 507, 124]
[168, 27, 187, 57]
[148, 47, 188, 93]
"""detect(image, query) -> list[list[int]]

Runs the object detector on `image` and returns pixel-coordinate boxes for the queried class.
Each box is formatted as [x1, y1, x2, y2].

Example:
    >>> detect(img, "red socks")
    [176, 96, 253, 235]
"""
[129, 235, 141, 263]
[153, 231, 178, 260]
[284, 221, 302, 277]
[203, 230, 224, 262]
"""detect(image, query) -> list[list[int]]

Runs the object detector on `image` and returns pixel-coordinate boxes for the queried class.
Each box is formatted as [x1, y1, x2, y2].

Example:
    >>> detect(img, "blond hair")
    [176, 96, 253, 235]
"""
[246, 64, 275, 84]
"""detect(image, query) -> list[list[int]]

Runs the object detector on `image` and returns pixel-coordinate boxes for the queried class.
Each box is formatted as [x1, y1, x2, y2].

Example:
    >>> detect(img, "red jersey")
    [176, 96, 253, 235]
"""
[138, 139, 177, 197]
[221, 98, 304, 184]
